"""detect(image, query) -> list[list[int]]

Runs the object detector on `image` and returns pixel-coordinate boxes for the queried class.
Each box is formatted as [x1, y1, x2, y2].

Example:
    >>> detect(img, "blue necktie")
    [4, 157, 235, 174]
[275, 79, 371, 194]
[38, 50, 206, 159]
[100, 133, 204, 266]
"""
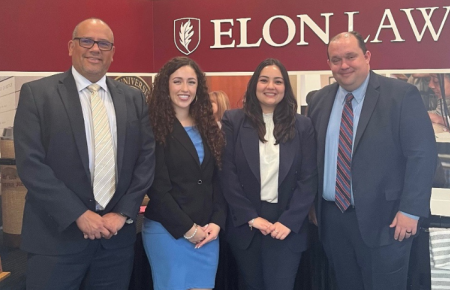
[335, 93, 354, 212]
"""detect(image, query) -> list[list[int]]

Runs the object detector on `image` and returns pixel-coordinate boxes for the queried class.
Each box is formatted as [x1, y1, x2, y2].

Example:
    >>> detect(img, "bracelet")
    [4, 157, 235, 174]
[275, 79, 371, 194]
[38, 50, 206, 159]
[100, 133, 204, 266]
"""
[184, 223, 198, 240]
[249, 218, 255, 231]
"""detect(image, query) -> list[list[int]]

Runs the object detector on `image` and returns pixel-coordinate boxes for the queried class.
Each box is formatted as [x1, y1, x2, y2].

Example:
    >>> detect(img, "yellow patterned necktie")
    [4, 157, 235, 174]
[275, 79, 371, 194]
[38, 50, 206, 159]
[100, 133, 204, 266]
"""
[87, 84, 116, 208]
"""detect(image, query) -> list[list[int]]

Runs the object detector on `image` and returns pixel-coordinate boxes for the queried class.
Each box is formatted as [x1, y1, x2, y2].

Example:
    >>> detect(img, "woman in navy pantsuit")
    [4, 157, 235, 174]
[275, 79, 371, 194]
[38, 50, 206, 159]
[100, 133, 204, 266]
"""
[219, 58, 318, 290]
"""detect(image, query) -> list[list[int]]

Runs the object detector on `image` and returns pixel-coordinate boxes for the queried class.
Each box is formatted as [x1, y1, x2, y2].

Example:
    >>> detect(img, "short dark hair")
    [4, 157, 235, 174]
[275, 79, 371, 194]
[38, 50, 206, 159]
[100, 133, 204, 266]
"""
[327, 31, 367, 59]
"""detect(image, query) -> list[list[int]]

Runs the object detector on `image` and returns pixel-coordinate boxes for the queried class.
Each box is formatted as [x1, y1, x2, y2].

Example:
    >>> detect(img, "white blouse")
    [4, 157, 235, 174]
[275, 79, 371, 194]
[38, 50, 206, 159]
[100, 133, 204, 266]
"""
[259, 113, 280, 203]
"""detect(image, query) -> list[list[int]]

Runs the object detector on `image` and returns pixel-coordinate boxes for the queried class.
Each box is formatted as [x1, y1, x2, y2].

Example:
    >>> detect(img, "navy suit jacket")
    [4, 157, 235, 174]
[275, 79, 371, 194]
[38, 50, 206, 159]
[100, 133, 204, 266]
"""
[14, 70, 155, 255]
[308, 71, 437, 247]
[219, 109, 317, 252]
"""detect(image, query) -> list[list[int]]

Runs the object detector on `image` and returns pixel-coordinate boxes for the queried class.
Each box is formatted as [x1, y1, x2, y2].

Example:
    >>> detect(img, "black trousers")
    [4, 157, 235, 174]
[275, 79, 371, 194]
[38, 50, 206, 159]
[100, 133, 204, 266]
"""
[26, 239, 134, 290]
[229, 202, 303, 290]
[321, 200, 413, 290]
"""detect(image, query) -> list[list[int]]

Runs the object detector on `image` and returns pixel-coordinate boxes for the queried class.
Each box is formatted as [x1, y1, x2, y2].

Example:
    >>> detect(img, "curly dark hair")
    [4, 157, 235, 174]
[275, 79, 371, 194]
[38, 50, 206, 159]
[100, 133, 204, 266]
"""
[148, 56, 224, 167]
[243, 58, 297, 144]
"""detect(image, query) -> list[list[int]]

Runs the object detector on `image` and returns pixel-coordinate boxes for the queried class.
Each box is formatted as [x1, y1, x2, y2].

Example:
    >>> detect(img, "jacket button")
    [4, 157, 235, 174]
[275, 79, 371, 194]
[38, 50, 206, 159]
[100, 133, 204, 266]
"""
[198, 180, 202, 184]
[241, 184, 244, 188]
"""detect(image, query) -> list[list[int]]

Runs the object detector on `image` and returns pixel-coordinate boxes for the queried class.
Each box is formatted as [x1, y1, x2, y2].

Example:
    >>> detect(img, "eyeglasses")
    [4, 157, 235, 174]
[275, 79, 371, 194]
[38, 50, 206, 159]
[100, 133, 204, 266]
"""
[73, 37, 114, 51]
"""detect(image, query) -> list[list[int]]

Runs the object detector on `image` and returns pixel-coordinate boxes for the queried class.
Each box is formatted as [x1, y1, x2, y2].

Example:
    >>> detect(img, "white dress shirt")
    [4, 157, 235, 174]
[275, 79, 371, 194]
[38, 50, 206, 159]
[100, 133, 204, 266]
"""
[71, 67, 118, 185]
[259, 113, 279, 203]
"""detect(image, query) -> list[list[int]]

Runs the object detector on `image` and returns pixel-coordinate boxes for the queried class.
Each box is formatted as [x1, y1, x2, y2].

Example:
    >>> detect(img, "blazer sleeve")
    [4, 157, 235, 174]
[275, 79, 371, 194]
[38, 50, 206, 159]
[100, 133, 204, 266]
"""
[398, 85, 437, 217]
[210, 168, 227, 229]
[278, 117, 318, 233]
[14, 83, 88, 232]
[219, 110, 259, 227]
[111, 91, 155, 219]
[147, 142, 195, 239]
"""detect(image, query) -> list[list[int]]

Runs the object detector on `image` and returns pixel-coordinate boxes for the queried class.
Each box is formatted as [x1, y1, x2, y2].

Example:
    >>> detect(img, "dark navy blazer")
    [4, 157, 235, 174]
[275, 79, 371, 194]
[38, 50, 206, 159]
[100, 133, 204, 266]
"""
[219, 109, 317, 252]
[308, 71, 437, 247]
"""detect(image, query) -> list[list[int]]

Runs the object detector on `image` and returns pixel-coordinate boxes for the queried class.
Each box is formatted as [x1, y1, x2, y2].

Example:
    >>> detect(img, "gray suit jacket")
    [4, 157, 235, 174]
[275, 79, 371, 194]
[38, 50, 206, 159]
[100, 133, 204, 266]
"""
[14, 70, 155, 255]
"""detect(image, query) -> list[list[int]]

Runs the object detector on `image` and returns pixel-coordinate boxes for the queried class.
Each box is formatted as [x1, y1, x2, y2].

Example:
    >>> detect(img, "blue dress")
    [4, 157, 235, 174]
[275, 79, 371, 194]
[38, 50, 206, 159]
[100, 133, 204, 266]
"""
[142, 126, 219, 290]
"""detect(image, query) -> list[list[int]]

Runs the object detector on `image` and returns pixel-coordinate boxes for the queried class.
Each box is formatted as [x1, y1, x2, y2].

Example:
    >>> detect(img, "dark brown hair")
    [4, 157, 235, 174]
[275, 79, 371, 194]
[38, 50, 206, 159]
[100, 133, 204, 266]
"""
[243, 58, 297, 144]
[148, 57, 224, 166]
[327, 31, 367, 59]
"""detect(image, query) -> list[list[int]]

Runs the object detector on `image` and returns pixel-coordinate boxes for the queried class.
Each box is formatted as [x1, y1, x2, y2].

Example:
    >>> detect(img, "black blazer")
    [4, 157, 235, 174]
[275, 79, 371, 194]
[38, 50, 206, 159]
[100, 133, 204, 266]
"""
[14, 70, 156, 255]
[308, 71, 437, 247]
[219, 109, 317, 252]
[144, 119, 226, 239]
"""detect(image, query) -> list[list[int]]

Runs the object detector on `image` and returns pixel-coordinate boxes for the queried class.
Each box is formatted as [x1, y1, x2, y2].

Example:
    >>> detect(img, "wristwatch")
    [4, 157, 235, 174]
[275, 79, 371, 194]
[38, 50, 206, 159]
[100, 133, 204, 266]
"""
[119, 213, 134, 224]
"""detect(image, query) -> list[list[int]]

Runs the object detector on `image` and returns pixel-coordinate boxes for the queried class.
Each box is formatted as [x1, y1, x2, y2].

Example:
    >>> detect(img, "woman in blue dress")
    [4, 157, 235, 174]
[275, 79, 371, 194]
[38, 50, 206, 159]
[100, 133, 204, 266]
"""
[143, 56, 226, 290]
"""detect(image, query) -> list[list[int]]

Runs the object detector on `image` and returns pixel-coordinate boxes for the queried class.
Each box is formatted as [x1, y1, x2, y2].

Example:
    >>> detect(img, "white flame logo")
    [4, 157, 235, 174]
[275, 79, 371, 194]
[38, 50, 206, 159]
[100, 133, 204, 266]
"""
[174, 18, 200, 55]
[179, 20, 194, 52]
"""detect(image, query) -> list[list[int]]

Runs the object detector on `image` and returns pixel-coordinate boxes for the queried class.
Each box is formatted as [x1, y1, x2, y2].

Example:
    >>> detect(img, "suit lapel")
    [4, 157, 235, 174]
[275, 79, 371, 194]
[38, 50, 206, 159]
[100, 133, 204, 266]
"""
[201, 137, 211, 169]
[279, 131, 296, 185]
[354, 71, 380, 152]
[172, 119, 201, 167]
[241, 118, 260, 183]
[58, 71, 91, 182]
[107, 78, 126, 177]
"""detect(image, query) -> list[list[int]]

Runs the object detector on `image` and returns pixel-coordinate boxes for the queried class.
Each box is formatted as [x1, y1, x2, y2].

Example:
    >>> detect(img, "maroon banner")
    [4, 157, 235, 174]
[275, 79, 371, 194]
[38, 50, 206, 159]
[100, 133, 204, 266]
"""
[1, 0, 449, 73]
[0, 0, 154, 73]
[153, 0, 450, 72]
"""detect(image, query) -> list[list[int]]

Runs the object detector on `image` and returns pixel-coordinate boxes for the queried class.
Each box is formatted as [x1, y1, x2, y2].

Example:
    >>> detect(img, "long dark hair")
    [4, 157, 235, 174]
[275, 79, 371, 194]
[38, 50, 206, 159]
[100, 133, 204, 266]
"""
[243, 58, 297, 144]
[148, 56, 224, 167]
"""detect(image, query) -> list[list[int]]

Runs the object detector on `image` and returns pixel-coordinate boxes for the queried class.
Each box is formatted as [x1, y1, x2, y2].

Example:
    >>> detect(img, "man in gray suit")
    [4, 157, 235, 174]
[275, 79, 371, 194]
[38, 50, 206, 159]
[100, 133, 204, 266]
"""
[308, 31, 436, 290]
[14, 18, 155, 289]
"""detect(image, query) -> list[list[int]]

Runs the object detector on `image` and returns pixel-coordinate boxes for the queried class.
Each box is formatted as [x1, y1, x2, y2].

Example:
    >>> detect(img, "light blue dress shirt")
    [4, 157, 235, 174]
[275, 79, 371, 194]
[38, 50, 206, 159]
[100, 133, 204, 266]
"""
[322, 74, 418, 220]
[323, 75, 369, 204]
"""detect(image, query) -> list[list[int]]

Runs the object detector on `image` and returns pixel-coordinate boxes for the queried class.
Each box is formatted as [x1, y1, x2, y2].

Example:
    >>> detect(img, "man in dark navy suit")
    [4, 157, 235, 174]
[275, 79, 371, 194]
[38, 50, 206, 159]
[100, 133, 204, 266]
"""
[308, 31, 437, 290]
[14, 18, 155, 290]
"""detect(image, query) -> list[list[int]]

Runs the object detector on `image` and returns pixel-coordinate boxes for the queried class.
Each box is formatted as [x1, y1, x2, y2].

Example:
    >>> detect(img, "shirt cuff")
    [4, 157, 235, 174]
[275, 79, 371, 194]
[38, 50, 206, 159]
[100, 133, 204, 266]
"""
[400, 211, 419, 220]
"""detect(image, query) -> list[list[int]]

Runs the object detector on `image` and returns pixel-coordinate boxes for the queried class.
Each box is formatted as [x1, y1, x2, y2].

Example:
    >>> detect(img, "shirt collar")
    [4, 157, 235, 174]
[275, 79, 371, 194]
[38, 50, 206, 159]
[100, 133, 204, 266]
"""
[337, 73, 370, 105]
[71, 66, 108, 93]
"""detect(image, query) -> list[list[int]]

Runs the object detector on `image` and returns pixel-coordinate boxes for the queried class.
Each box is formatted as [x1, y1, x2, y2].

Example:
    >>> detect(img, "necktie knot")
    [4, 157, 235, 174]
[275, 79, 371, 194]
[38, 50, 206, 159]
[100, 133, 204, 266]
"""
[345, 93, 354, 104]
[87, 84, 101, 94]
